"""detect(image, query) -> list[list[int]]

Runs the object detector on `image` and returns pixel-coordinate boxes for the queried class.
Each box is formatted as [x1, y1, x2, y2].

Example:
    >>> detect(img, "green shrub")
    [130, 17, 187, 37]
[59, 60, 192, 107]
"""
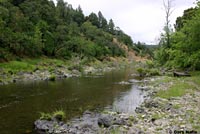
[52, 110, 66, 121]
[68, 65, 83, 72]
[48, 68, 55, 73]
[129, 115, 135, 122]
[49, 75, 56, 81]
[39, 112, 52, 121]
[39, 110, 66, 121]
[136, 67, 146, 77]
[146, 60, 154, 68]
[149, 69, 160, 76]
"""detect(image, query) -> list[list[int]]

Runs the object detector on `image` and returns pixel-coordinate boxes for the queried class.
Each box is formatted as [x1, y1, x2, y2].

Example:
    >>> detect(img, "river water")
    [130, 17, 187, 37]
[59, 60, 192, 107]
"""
[0, 68, 144, 134]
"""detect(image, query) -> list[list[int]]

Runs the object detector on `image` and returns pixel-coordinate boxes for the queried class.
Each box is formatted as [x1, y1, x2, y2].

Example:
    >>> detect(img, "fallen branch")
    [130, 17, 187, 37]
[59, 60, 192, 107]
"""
[173, 71, 191, 77]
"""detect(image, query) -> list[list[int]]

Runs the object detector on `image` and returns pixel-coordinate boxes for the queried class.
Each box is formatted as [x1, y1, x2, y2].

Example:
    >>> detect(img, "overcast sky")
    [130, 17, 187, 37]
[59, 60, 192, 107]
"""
[56, 0, 196, 44]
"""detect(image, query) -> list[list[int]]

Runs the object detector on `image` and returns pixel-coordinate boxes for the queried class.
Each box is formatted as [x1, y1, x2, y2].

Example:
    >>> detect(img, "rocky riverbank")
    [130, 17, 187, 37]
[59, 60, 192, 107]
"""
[0, 58, 130, 85]
[34, 75, 200, 134]
[0, 66, 115, 85]
[131, 76, 200, 134]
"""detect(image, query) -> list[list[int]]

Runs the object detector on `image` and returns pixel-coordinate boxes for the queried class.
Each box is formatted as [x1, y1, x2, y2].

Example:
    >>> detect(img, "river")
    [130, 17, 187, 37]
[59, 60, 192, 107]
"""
[0, 68, 144, 134]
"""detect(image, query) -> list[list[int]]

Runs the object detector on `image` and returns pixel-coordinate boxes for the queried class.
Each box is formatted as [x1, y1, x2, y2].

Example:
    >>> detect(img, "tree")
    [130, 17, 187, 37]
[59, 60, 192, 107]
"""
[56, 0, 73, 24]
[108, 19, 115, 34]
[10, 0, 27, 6]
[155, 1, 200, 70]
[0, 0, 133, 61]
[174, 8, 197, 31]
[56, 0, 67, 19]
[72, 5, 84, 26]
[87, 12, 99, 27]
[163, 0, 174, 48]
[98, 11, 108, 30]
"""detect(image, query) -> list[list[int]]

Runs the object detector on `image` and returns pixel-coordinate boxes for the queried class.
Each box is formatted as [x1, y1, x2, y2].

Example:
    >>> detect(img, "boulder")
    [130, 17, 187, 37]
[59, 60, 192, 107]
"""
[97, 114, 113, 128]
[34, 119, 68, 134]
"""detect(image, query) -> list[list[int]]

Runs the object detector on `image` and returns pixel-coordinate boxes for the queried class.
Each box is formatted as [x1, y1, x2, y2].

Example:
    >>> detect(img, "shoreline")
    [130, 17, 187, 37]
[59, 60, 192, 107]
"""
[34, 75, 200, 133]
[100, 76, 200, 133]
[127, 76, 200, 133]
[1, 58, 199, 133]
[0, 57, 133, 85]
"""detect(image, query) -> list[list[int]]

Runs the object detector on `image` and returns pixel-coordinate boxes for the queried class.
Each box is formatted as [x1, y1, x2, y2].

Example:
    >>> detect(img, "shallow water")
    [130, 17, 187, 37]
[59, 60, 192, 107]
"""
[0, 68, 144, 134]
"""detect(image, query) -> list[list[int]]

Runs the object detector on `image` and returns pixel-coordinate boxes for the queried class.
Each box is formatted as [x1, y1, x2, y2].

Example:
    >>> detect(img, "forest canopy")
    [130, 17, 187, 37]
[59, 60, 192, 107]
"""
[0, 0, 135, 61]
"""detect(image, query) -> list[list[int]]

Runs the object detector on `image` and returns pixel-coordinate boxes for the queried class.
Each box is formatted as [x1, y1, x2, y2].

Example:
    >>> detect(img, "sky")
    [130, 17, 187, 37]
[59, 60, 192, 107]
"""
[55, 0, 196, 44]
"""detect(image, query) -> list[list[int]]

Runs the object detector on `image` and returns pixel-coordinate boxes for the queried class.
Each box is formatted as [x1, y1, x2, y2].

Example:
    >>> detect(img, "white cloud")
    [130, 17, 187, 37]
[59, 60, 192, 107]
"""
[55, 0, 196, 44]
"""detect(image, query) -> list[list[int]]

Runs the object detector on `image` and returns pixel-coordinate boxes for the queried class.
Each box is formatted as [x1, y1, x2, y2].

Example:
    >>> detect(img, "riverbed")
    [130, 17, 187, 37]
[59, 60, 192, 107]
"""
[0, 68, 144, 134]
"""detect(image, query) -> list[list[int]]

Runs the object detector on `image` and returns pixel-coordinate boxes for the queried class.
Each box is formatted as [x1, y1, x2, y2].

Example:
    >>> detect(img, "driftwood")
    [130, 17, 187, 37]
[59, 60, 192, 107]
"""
[173, 71, 191, 77]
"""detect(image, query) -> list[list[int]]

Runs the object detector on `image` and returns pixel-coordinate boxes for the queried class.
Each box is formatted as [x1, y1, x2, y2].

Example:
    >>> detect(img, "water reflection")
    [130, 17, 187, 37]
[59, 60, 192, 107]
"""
[0, 68, 143, 134]
[110, 85, 144, 113]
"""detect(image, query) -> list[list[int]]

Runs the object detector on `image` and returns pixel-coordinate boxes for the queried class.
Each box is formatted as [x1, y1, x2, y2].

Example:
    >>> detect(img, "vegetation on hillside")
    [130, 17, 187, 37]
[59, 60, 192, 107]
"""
[0, 0, 135, 62]
[133, 42, 157, 58]
[154, 1, 200, 70]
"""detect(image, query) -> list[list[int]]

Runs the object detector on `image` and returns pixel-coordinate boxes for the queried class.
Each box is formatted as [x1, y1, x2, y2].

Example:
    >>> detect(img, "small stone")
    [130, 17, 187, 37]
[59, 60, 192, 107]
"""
[135, 107, 145, 113]
[141, 115, 145, 118]
[123, 125, 129, 129]
[180, 125, 185, 128]
[179, 118, 183, 121]
[113, 118, 126, 125]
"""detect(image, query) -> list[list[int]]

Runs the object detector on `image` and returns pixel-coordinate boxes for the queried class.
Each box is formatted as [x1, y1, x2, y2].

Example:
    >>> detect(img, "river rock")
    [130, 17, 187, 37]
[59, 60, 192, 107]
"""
[144, 99, 159, 108]
[118, 81, 131, 85]
[63, 73, 72, 78]
[113, 118, 127, 125]
[135, 107, 145, 113]
[138, 86, 150, 91]
[84, 66, 95, 74]
[164, 103, 172, 111]
[34, 119, 68, 134]
[98, 114, 113, 128]
[128, 79, 142, 83]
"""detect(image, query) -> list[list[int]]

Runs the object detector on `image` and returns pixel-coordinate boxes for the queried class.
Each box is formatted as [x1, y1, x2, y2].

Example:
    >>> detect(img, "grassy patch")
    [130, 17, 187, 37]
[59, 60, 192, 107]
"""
[193, 78, 200, 88]
[110, 127, 121, 134]
[0, 61, 35, 73]
[172, 104, 182, 109]
[193, 125, 200, 131]
[0, 58, 67, 73]
[156, 82, 194, 99]
[151, 113, 165, 120]
[175, 71, 200, 91]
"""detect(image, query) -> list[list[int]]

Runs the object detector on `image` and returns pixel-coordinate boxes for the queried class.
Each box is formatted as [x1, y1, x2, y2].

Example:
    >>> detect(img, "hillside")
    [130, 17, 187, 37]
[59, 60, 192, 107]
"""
[0, 0, 137, 62]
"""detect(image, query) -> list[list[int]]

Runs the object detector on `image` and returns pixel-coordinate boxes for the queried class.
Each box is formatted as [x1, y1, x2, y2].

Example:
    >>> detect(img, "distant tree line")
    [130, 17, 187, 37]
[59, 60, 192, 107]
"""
[132, 42, 156, 58]
[0, 0, 134, 61]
